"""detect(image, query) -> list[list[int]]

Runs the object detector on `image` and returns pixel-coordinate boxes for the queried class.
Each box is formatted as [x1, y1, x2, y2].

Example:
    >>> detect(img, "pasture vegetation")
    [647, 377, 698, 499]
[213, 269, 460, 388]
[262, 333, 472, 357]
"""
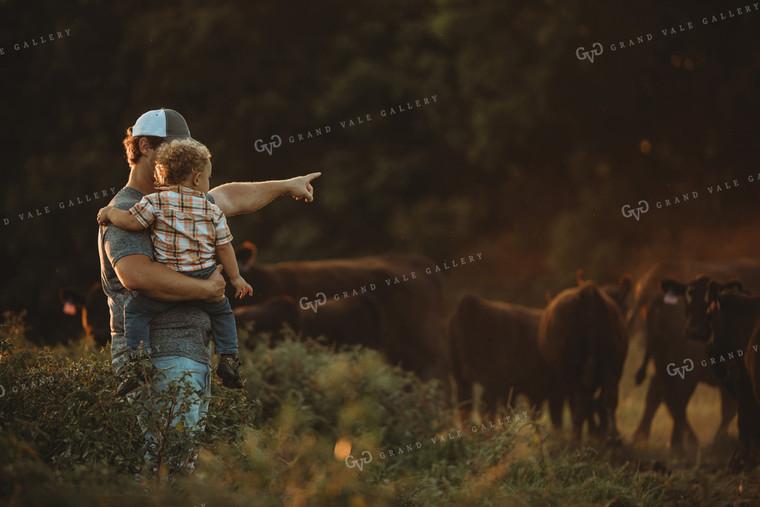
[1, 312, 760, 506]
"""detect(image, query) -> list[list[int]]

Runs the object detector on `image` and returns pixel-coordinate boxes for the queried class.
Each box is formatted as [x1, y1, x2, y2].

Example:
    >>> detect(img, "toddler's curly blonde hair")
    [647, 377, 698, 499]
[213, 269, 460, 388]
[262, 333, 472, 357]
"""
[154, 139, 211, 186]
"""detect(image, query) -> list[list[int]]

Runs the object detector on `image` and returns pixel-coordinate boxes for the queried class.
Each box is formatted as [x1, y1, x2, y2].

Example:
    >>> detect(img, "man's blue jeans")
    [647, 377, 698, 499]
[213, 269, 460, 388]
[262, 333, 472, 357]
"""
[133, 355, 211, 472]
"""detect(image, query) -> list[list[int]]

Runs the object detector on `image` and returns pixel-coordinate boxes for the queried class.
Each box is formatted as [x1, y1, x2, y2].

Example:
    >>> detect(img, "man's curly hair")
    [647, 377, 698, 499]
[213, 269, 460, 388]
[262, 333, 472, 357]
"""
[154, 139, 212, 186]
[122, 127, 164, 167]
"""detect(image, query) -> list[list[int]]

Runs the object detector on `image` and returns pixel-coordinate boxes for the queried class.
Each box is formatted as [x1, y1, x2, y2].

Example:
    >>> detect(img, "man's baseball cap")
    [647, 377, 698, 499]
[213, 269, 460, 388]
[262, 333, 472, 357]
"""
[131, 108, 193, 141]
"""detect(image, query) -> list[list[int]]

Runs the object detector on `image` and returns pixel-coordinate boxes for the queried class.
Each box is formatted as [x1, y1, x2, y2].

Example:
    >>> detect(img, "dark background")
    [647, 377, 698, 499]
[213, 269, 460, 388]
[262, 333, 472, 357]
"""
[2, 0, 759, 343]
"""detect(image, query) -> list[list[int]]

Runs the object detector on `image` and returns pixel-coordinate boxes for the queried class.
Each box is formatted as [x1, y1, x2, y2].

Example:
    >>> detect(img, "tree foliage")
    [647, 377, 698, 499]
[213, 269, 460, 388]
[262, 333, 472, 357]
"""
[2, 0, 760, 339]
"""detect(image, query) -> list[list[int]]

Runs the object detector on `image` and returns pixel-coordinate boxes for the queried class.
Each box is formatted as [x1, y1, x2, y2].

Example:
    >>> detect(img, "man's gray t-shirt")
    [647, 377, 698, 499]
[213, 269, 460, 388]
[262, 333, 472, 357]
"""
[98, 186, 213, 371]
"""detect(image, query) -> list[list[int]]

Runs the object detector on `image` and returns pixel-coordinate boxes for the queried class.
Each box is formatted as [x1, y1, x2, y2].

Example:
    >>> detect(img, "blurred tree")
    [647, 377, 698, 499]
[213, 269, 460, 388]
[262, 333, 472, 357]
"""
[1, 0, 760, 341]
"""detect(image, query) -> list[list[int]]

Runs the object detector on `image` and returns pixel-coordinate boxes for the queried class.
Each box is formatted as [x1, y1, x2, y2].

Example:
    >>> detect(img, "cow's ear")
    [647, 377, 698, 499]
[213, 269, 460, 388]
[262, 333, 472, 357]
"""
[575, 269, 585, 286]
[723, 279, 745, 293]
[618, 274, 633, 297]
[235, 241, 258, 265]
[59, 287, 85, 306]
[661, 279, 685, 295]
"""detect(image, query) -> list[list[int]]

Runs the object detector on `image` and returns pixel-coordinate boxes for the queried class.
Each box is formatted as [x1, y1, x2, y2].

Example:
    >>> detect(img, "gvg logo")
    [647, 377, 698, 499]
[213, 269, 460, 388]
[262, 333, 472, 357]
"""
[254, 134, 282, 156]
[576, 43, 603, 63]
[299, 292, 327, 313]
[344, 450, 373, 471]
[666, 358, 695, 380]
[621, 200, 650, 221]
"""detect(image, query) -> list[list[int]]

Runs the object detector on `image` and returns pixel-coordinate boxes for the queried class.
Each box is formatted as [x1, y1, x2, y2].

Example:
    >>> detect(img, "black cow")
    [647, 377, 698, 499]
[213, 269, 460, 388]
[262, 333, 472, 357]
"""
[230, 243, 449, 382]
[630, 261, 760, 450]
[632, 292, 736, 448]
[539, 278, 629, 442]
[662, 277, 760, 469]
[449, 294, 563, 425]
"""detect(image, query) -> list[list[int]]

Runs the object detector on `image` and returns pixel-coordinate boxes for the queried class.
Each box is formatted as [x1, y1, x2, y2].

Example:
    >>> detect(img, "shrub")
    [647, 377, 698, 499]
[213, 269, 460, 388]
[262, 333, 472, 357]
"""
[4, 312, 750, 506]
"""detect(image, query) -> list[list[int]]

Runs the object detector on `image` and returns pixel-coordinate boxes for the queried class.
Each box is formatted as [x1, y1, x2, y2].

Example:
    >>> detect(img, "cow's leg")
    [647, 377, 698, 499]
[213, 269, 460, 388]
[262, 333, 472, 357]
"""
[730, 404, 752, 472]
[548, 392, 564, 430]
[736, 367, 760, 459]
[747, 400, 760, 455]
[750, 413, 760, 459]
[598, 378, 621, 444]
[664, 388, 692, 449]
[733, 393, 760, 470]
[588, 391, 605, 439]
[738, 353, 760, 455]
[684, 422, 699, 447]
[633, 373, 664, 444]
[660, 373, 698, 449]
[568, 386, 590, 442]
[715, 385, 737, 439]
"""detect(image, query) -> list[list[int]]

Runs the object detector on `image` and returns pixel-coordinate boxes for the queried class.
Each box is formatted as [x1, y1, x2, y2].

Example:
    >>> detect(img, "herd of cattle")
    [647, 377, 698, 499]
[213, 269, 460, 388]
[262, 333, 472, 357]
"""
[59, 245, 760, 468]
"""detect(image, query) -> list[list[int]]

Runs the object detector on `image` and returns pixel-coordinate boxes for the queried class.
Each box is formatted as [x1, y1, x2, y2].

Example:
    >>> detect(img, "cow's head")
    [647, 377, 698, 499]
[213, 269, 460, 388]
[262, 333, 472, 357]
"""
[661, 276, 710, 342]
[660, 276, 744, 343]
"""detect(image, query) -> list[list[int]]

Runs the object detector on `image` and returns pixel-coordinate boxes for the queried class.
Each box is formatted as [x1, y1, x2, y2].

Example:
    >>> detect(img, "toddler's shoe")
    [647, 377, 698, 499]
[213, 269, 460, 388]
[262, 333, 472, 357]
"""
[217, 354, 244, 389]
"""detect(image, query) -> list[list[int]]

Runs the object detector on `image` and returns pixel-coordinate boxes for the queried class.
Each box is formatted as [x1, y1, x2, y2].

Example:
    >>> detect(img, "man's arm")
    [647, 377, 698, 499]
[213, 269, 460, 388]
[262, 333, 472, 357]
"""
[208, 172, 321, 217]
[113, 254, 226, 302]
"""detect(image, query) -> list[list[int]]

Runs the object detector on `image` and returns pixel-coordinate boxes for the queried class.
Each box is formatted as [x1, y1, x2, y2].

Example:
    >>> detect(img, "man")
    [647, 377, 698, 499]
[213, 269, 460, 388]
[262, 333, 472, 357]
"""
[98, 108, 320, 471]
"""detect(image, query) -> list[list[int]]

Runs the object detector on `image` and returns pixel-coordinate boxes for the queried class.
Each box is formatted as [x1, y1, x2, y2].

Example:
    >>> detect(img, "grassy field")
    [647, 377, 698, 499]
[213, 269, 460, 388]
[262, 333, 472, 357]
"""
[1, 312, 759, 506]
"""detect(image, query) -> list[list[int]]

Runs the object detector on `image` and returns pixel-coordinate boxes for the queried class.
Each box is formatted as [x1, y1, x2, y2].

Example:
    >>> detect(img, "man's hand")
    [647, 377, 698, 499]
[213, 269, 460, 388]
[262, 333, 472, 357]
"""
[285, 172, 322, 202]
[209, 172, 323, 216]
[97, 206, 113, 225]
[231, 275, 253, 299]
[205, 265, 227, 302]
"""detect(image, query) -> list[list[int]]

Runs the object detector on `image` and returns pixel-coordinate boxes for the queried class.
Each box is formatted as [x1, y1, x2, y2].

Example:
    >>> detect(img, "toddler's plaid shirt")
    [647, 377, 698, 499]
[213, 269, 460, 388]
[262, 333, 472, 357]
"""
[129, 185, 232, 272]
